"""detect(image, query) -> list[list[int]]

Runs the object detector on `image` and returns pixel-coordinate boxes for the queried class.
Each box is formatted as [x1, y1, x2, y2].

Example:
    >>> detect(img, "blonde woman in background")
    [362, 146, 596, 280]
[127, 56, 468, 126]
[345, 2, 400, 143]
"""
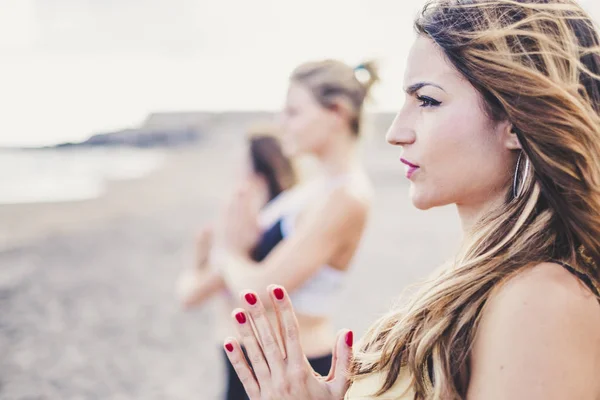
[223, 1, 600, 399]
[180, 61, 378, 399]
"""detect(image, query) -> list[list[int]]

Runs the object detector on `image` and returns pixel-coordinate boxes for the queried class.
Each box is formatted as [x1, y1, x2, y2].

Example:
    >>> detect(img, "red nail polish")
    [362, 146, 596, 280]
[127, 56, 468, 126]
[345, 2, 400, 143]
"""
[345, 331, 354, 347]
[225, 343, 234, 352]
[244, 293, 257, 305]
[273, 287, 284, 300]
[235, 312, 247, 324]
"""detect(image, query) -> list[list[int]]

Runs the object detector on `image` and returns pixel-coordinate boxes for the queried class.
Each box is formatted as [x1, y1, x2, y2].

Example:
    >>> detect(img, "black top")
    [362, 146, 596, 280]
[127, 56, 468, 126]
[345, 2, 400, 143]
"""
[250, 219, 285, 262]
[557, 261, 599, 296]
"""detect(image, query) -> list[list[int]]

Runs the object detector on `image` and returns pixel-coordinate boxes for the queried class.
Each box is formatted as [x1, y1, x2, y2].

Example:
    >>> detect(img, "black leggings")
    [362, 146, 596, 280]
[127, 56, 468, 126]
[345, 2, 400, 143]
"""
[223, 347, 333, 400]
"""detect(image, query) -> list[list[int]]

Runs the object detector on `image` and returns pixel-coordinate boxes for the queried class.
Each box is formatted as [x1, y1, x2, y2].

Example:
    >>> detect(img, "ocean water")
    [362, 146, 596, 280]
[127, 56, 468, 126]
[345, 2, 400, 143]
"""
[0, 148, 165, 205]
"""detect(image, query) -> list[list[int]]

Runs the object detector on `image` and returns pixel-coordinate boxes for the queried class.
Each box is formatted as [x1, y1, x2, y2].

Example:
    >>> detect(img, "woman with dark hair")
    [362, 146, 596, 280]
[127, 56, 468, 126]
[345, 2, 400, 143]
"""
[248, 135, 296, 204]
[177, 131, 298, 399]
[176, 132, 297, 310]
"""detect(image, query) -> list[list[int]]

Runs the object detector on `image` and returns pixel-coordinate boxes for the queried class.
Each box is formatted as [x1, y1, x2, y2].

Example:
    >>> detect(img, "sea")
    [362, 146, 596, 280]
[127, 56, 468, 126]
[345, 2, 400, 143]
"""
[0, 148, 165, 205]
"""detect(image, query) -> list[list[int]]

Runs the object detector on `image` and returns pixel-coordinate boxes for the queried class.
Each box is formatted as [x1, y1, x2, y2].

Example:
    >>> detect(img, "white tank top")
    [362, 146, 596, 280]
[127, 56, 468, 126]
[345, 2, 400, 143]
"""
[272, 174, 354, 317]
[213, 174, 357, 317]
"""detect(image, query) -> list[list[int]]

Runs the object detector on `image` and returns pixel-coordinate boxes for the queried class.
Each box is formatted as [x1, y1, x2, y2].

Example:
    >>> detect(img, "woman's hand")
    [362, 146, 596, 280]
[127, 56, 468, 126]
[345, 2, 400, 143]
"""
[222, 183, 261, 255]
[224, 285, 353, 400]
[195, 224, 214, 269]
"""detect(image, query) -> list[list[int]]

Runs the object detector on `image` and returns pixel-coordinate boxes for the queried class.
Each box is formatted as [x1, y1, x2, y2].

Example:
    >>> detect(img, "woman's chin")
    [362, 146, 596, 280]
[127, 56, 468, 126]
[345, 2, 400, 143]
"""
[411, 199, 432, 211]
[284, 144, 312, 158]
[409, 187, 436, 210]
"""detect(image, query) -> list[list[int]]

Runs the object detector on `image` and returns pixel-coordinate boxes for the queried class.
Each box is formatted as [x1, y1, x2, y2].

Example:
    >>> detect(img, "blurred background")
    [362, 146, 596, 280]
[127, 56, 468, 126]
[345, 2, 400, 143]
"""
[0, 1, 598, 399]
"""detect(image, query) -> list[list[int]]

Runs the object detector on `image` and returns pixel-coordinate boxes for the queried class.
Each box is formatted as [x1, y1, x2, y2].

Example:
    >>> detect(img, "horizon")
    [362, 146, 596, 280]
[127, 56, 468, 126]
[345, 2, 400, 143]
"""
[0, 109, 402, 149]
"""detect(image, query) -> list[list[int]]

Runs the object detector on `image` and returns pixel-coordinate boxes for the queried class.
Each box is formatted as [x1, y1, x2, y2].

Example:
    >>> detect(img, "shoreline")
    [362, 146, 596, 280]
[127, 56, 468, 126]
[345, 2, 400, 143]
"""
[0, 148, 197, 253]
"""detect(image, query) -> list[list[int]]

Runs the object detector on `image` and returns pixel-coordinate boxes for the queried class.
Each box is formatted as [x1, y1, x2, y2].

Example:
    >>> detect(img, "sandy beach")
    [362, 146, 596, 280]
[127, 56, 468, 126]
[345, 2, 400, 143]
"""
[0, 133, 461, 399]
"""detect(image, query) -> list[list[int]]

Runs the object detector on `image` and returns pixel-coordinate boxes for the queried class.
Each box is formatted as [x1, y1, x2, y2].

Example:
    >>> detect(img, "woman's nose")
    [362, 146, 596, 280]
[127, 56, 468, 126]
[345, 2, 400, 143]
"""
[386, 113, 416, 146]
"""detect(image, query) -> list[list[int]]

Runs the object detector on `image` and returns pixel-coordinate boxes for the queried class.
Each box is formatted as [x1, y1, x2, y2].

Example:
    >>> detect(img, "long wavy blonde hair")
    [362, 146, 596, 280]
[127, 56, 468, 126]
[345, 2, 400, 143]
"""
[351, 1, 600, 398]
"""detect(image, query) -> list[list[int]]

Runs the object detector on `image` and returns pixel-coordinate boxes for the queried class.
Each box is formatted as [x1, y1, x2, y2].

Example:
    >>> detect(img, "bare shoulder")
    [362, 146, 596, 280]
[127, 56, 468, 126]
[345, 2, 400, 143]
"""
[486, 262, 600, 321]
[314, 186, 369, 231]
[322, 174, 372, 219]
[468, 262, 600, 399]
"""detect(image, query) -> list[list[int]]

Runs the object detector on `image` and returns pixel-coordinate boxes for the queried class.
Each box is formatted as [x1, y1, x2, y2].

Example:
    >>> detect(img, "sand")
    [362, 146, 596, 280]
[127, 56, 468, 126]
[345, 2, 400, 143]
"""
[0, 133, 461, 399]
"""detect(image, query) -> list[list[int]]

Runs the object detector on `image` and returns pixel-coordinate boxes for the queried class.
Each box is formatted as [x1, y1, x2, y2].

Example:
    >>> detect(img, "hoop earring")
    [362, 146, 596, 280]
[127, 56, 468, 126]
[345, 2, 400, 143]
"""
[513, 151, 530, 199]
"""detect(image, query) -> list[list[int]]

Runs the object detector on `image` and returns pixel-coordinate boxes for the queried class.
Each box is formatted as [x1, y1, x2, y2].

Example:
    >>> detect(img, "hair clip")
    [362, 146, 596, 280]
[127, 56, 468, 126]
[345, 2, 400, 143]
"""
[354, 64, 371, 84]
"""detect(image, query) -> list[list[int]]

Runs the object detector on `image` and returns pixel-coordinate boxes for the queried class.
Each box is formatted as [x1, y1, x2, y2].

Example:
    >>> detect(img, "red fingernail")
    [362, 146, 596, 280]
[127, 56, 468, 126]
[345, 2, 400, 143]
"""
[225, 343, 234, 352]
[244, 293, 257, 305]
[345, 331, 354, 347]
[273, 287, 284, 300]
[235, 312, 247, 324]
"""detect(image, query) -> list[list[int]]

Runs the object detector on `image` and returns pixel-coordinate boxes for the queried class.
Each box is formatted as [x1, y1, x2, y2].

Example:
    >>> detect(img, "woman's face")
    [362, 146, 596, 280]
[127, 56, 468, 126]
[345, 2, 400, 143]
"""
[280, 82, 340, 157]
[386, 36, 520, 211]
[237, 146, 268, 204]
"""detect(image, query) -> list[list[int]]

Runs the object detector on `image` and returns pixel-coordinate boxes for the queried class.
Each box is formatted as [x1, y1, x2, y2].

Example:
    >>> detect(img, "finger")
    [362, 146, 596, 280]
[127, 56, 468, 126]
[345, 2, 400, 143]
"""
[241, 291, 286, 375]
[325, 330, 346, 381]
[223, 338, 261, 399]
[231, 308, 272, 390]
[239, 192, 258, 224]
[239, 183, 261, 213]
[196, 224, 213, 243]
[268, 285, 306, 368]
[326, 329, 354, 395]
[195, 225, 214, 269]
[235, 183, 252, 199]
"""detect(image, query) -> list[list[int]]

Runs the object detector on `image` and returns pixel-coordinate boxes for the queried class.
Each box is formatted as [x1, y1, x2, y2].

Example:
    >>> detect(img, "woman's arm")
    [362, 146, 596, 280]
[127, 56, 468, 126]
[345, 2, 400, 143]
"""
[178, 269, 226, 309]
[176, 225, 225, 309]
[467, 263, 600, 399]
[176, 184, 262, 309]
[220, 186, 369, 303]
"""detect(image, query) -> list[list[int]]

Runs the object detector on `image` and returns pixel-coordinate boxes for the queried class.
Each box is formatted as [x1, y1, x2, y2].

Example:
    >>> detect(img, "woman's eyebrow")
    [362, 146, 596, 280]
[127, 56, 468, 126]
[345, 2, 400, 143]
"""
[404, 82, 446, 95]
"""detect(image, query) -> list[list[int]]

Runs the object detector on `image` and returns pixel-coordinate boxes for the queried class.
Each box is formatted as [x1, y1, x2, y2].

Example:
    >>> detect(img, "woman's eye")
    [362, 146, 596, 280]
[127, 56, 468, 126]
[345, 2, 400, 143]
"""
[416, 95, 442, 108]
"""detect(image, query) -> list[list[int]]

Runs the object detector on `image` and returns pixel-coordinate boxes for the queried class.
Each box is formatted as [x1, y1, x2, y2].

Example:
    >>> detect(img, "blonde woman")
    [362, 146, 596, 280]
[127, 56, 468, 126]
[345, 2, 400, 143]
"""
[182, 61, 378, 399]
[222, 1, 600, 399]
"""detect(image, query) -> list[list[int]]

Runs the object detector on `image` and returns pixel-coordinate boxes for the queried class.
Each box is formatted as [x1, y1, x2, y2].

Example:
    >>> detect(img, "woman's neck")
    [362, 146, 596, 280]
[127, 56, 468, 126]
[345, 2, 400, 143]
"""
[457, 190, 507, 237]
[315, 134, 359, 179]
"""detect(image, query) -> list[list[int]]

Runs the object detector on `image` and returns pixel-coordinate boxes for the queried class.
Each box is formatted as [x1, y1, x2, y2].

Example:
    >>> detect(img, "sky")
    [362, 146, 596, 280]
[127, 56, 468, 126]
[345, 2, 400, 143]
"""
[0, 0, 598, 146]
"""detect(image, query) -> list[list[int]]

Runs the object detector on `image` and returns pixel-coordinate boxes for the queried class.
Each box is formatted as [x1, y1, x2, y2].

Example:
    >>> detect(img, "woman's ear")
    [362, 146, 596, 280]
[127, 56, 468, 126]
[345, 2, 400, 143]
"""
[501, 122, 522, 150]
[327, 98, 354, 127]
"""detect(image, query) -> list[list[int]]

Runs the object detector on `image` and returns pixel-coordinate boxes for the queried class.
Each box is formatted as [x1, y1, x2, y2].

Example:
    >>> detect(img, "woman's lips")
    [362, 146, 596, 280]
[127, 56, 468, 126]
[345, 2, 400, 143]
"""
[400, 158, 420, 179]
